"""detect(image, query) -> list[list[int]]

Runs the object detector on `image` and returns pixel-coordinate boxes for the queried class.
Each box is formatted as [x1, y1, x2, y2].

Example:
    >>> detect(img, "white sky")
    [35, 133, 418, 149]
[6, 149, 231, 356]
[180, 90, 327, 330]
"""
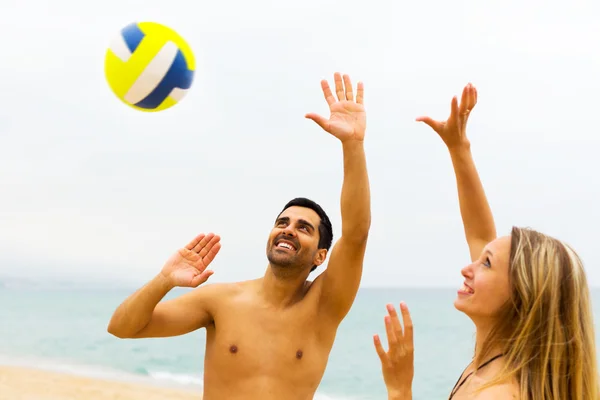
[1, 0, 599, 288]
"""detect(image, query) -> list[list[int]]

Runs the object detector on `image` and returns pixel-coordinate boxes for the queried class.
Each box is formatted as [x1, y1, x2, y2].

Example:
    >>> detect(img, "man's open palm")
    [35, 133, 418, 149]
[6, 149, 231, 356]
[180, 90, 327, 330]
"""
[161, 233, 221, 288]
[306, 72, 366, 142]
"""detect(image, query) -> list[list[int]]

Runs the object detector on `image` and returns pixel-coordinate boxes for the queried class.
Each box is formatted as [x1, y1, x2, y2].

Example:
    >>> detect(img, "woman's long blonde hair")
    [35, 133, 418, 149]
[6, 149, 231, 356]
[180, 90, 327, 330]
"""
[476, 226, 599, 399]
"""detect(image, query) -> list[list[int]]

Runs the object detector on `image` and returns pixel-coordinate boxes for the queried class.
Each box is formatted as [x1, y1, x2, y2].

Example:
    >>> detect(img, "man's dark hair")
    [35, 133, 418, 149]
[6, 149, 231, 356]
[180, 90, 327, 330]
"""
[278, 197, 333, 272]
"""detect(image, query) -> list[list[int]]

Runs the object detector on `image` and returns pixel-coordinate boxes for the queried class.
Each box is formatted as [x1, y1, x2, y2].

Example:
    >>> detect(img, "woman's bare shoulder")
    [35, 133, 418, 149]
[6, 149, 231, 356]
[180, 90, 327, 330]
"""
[471, 380, 520, 400]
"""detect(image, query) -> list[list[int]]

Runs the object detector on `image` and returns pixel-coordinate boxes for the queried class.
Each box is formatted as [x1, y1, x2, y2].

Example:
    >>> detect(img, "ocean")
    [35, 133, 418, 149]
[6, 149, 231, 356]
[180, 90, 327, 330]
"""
[2, 285, 600, 399]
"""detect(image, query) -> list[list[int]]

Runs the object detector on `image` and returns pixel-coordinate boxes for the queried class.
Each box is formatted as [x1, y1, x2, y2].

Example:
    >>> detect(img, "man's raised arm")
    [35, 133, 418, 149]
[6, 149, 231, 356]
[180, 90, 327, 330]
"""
[305, 72, 371, 321]
[107, 233, 221, 338]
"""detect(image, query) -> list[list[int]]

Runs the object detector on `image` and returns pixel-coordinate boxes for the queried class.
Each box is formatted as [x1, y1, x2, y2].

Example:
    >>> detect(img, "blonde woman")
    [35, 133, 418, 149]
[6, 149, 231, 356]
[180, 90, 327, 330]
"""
[373, 84, 599, 399]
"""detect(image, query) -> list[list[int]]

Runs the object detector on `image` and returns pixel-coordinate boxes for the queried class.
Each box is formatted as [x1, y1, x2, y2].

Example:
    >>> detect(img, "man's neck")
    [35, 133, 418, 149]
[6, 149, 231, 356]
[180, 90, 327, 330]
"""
[259, 265, 310, 308]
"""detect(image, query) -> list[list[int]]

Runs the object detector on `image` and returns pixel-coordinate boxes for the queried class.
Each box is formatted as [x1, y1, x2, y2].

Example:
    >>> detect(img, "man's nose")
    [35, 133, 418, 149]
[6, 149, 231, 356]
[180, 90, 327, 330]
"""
[282, 225, 296, 237]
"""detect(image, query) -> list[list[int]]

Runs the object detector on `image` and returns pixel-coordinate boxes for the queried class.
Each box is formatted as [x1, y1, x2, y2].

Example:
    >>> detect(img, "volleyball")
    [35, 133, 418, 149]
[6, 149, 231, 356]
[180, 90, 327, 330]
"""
[104, 22, 195, 112]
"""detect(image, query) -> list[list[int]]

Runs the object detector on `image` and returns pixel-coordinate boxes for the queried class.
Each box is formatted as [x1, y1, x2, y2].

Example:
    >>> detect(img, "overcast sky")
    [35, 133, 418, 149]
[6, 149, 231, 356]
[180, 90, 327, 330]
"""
[1, 0, 599, 288]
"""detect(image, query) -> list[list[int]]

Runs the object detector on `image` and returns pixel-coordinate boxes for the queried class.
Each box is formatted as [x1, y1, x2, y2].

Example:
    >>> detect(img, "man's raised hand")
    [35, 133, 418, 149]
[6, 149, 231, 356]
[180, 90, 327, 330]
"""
[161, 233, 221, 288]
[305, 72, 366, 143]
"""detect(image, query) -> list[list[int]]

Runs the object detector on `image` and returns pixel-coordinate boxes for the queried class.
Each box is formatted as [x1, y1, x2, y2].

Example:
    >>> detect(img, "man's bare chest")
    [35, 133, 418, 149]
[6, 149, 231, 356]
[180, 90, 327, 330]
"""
[204, 300, 333, 379]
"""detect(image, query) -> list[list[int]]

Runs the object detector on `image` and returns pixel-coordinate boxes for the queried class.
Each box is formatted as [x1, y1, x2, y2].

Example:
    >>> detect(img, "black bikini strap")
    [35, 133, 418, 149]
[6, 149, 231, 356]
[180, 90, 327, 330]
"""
[448, 353, 504, 399]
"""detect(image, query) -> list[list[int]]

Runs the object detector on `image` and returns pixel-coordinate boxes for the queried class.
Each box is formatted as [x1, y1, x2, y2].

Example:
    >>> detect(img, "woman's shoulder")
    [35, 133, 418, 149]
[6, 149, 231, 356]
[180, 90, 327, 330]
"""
[469, 378, 520, 400]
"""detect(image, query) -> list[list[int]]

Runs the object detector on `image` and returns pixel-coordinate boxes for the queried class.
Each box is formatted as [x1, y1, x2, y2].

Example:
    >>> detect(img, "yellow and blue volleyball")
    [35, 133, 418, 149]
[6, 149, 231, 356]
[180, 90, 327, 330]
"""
[104, 22, 195, 112]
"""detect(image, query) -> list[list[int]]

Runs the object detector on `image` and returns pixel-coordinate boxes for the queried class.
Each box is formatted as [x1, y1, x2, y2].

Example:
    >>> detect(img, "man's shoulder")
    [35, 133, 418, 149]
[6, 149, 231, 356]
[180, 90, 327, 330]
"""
[197, 279, 257, 297]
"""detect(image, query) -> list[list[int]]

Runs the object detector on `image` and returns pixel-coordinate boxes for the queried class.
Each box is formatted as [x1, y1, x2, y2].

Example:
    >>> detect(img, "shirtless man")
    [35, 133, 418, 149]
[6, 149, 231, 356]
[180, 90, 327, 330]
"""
[107, 72, 371, 400]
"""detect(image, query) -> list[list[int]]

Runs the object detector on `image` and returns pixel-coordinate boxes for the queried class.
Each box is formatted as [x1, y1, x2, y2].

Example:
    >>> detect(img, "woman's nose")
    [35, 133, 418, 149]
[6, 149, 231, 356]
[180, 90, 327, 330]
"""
[461, 263, 474, 279]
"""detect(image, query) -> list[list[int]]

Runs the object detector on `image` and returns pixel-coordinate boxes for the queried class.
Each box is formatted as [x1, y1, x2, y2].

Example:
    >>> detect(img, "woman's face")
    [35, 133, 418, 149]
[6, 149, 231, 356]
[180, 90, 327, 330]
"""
[454, 236, 512, 322]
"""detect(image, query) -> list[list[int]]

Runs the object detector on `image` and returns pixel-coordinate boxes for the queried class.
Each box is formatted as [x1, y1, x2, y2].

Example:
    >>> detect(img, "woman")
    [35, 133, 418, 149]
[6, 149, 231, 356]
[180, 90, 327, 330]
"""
[373, 84, 599, 399]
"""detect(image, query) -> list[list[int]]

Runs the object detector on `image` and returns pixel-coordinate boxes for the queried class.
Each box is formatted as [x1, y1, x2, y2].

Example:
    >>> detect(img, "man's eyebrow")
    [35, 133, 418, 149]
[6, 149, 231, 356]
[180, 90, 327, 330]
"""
[297, 219, 315, 230]
[275, 217, 315, 231]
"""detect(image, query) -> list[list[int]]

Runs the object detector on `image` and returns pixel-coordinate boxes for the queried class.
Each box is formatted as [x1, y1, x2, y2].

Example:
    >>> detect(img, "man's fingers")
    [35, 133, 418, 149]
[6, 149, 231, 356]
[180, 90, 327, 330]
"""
[305, 113, 330, 131]
[356, 81, 365, 104]
[192, 233, 214, 253]
[202, 242, 222, 266]
[318, 74, 361, 105]
[198, 234, 221, 259]
[334, 72, 344, 101]
[400, 302, 414, 347]
[343, 74, 353, 101]
[185, 234, 205, 250]
[373, 334, 388, 363]
[190, 270, 213, 287]
[321, 80, 336, 106]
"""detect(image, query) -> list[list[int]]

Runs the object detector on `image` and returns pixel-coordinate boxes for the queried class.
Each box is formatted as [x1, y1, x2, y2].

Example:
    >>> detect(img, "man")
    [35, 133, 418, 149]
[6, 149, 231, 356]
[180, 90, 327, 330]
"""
[107, 72, 371, 400]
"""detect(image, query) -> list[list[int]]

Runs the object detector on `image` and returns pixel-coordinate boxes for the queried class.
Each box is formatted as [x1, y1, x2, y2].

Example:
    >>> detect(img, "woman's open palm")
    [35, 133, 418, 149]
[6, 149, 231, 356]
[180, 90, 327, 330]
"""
[374, 302, 415, 397]
[416, 83, 477, 149]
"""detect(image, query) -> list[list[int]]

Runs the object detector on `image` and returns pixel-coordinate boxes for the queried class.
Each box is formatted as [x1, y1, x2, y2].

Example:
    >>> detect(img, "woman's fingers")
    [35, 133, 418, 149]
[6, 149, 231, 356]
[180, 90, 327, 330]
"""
[373, 334, 388, 363]
[387, 304, 404, 340]
[399, 302, 413, 349]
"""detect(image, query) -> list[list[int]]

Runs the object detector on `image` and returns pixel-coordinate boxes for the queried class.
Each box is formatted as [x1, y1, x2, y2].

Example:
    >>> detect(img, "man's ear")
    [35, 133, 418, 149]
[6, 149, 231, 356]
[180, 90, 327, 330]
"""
[313, 249, 328, 267]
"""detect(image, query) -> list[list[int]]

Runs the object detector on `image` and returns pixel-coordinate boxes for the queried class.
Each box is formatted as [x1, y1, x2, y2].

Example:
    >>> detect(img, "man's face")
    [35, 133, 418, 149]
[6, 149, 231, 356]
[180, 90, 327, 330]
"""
[266, 206, 326, 271]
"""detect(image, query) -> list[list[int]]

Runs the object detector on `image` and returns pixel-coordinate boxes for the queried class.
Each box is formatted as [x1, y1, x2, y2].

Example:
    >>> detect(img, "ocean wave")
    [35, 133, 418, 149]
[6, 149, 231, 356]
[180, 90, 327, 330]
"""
[147, 370, 203, 386]
[144, 371, 355, 399]
[143, 370, 356, 399]
[0, 353, 192, 390]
